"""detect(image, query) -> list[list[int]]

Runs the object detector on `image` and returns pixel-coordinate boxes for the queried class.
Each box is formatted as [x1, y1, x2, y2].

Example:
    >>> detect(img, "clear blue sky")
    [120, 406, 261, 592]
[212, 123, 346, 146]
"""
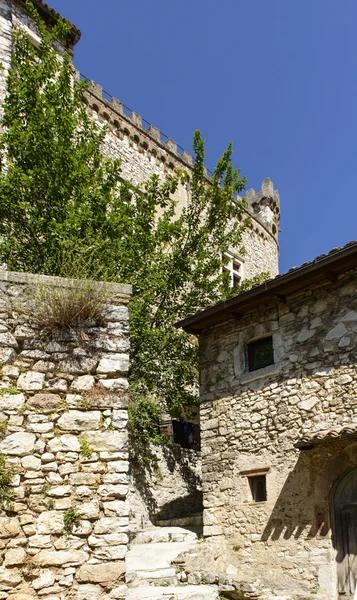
[49, 0, 357, 274]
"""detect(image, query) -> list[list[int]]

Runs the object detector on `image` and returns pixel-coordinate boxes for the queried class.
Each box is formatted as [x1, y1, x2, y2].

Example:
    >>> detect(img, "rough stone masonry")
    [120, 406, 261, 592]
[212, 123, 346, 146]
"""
[0, 270, 131, 600]
[177, 242, 357, 599]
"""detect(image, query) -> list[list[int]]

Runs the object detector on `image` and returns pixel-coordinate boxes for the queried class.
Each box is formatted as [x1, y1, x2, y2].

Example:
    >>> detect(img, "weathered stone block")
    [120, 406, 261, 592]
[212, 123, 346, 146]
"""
[77, 584, 102, 600]
[78, 500, 100, 520]
[93, 517, 129, 534]
[104, 305, 129, 322]
[69, 472, 100, 486]
[88, 532, 128, 546]
[47, 434, 80, 453]
[71, 374, 95, 391]
[99, 378, 129, 391]
[0, 332, 18, 348]
[97, 354, 129, 375]
[47, 485, 71, 497]
[325, 322, 347, 340]
[84, 430, 128, 452]
[57, 410, 101, 432]
[0, 392, 25, 411]
[32, 569, 55, 590]
[0, 517, 21, 538]
[33, 549, 88, 566]
[58, 356, 98, 374]
[4, 547, 26, 566]
[0, 347, 16, 364]
[0, 432, 36, 456]
[76, 562, 125, 583]
[97, 483, 128, 498]
[22, 455, 41, 470]
[103, 500, 129, 517]
[0, 567, 22, 587]
[17, 371, 45, 391]
[37, 511, 64, 534]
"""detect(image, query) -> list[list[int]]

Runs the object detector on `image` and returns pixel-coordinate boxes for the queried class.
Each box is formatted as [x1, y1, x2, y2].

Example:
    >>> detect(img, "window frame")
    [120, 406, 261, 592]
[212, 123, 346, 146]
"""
[246, 335, 274, 373]
[222, 252, 244, 288]
[248, 474, 267, 503]
[234, 326, 283, 385]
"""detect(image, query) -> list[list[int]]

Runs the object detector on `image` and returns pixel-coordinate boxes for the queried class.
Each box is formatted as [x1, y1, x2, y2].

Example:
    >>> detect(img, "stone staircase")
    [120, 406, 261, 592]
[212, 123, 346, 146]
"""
[125, 526, 327, 600]
[125, 526, 220, 599]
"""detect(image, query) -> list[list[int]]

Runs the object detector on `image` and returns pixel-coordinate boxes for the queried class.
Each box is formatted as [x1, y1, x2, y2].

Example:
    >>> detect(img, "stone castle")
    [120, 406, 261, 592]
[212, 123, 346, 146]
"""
[7, 3, 352, 600]
[0, 0, 280, 285]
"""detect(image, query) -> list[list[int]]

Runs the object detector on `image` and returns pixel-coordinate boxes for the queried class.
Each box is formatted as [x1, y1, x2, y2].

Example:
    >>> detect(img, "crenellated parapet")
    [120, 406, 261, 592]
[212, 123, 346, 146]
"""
[242, 178, 280, 241]
[82, 76, 196, 174]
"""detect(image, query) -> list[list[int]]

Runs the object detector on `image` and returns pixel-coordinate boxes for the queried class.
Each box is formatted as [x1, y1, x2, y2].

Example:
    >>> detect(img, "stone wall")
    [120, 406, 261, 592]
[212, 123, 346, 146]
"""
[0, 271, 131, 600]
[128, 446, 202, 531]
[0, 0, 12, 109]
[198, 268, 357, 598]
[84, 84, 280, 280]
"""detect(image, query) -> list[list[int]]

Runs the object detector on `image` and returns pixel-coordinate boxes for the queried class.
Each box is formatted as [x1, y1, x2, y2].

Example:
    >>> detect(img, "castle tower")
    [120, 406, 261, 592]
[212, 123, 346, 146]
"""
[0, 0, 280, 281]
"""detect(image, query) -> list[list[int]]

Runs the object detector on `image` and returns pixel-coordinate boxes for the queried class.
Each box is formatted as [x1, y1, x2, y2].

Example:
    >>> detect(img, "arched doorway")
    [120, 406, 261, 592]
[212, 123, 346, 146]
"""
[332, 467, 357, 598]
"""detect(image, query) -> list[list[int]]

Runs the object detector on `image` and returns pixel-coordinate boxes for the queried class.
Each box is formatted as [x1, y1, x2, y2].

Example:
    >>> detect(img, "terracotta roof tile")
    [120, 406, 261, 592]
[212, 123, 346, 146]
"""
[296, 424, 357, 449]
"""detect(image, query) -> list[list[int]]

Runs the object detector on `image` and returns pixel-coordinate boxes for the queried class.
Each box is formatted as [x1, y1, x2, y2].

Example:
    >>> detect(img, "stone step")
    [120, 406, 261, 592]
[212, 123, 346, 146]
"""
[126, 540, 197, 586]
[132, 526, 198, 545]
[126, 584, 220, 600]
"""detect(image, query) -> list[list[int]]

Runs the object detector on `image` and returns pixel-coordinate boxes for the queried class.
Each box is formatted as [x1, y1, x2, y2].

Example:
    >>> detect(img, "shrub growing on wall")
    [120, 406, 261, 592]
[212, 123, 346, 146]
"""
[0, 454, 14, 511]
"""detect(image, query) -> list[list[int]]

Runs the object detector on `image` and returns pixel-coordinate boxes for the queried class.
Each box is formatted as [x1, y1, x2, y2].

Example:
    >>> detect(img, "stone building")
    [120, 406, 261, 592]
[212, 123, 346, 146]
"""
[0, 0, 280, 284]
[0, 0, 282, 531]
[178, 240, 357, 599]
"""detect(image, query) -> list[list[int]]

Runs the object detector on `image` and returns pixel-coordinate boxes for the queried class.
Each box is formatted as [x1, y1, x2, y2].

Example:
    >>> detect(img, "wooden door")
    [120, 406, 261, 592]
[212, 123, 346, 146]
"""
[333, 468, 357, 598]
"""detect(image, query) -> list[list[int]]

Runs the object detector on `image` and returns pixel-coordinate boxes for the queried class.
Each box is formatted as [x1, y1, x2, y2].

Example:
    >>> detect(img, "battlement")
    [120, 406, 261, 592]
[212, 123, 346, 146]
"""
[83, 75, 196, 171]
[242, 178, 280, 239]
[81, 73, 280, 247]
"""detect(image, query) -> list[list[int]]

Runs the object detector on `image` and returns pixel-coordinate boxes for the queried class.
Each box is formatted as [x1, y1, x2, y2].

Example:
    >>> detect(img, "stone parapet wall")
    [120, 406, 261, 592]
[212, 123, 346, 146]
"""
[0, 271, 131, 600]
[198, 269, 357, 598]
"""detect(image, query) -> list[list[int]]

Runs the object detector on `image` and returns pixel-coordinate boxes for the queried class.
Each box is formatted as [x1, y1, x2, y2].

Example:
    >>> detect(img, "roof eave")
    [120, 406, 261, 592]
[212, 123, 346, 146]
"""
[23, 0, 82, 46]
[176, 241, 357, 334]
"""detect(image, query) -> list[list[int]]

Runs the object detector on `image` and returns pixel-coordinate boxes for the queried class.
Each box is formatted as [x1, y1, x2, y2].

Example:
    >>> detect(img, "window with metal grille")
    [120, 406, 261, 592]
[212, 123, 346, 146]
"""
[247, 336, 274, 372]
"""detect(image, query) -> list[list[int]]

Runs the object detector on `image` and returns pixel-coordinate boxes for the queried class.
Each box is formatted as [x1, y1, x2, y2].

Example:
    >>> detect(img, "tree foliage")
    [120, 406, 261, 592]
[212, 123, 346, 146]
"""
[0, 3, 268, 445]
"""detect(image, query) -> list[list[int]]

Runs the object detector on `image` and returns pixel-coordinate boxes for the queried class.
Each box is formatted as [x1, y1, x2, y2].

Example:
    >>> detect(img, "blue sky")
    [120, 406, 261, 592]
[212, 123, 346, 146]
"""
[49, 0, 357, 274]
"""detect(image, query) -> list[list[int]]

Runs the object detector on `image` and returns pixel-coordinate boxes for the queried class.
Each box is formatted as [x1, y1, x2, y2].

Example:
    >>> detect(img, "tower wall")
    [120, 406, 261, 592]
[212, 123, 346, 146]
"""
[0, 0, 12, 108]
[1, 0, 280, 281]
[84, 82, 280, 279]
